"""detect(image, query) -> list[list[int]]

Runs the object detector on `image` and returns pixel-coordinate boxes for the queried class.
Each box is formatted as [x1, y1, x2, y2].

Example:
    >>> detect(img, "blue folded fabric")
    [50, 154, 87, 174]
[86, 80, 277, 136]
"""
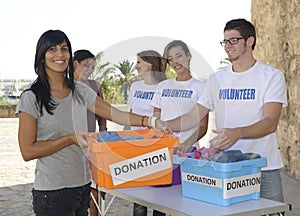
[209, 150, 261, 163]
[242, 153, 261, 160]
[97, 131, 144, 142]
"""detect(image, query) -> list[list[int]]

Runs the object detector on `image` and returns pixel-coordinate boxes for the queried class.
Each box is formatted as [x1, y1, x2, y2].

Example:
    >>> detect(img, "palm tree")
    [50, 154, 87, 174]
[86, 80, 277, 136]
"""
[91, 52, 123, 103]
[91, 52, 115, 82]
[114, 60, 137, 103]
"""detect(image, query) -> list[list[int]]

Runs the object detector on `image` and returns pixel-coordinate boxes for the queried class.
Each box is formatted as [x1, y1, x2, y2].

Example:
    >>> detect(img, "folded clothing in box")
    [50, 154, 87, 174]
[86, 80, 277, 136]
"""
[97, 131, 144, 142]
[174, 155, 267, 206]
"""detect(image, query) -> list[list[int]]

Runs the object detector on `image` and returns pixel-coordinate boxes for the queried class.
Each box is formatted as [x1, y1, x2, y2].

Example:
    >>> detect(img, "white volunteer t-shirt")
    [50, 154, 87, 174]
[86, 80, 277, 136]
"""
[198, 61, 287, 170]
[127, 80, 157, 130]
[152, 77, 204, 144]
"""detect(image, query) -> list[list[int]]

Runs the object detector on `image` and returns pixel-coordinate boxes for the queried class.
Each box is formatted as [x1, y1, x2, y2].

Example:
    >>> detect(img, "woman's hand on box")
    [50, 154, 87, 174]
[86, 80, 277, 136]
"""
[155, 118, 173, 134]
[73, 132, 92, 148]
[176, 142, 194, 153]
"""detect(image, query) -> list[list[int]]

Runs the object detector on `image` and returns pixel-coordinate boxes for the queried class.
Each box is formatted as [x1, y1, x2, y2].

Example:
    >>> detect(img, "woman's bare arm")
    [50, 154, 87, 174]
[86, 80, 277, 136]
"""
[18, 112, 79, 161]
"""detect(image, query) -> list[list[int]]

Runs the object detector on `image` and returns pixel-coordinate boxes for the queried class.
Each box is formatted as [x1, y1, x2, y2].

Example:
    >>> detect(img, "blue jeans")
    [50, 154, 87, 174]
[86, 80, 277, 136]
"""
[32, 183, 91, 216]
[261, 169, 284, 216]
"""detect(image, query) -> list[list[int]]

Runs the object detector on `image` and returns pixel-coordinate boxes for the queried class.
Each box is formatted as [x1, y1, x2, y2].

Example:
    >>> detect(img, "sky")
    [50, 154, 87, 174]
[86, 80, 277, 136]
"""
[0, 0, 251, 80]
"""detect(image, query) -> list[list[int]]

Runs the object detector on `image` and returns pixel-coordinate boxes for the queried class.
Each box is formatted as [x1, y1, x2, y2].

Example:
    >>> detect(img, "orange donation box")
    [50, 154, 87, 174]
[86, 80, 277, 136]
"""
[87, 129, 179, 189]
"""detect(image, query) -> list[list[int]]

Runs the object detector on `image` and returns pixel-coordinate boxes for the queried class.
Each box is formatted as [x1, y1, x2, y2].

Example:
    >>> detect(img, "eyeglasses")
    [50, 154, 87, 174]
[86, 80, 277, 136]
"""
[220, 37, 245, 47]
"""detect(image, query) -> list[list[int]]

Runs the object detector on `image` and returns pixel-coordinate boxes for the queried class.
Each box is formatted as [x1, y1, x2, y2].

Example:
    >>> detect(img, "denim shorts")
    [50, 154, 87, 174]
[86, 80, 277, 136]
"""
[261, 169, 285, 216]
[32, 183, 91, 216]
[260, 169, 284, 202]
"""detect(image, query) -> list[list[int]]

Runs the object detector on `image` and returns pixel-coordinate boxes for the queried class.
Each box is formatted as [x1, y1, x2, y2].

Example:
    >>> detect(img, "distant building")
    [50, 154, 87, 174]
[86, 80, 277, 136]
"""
[0, 79, 33, 97]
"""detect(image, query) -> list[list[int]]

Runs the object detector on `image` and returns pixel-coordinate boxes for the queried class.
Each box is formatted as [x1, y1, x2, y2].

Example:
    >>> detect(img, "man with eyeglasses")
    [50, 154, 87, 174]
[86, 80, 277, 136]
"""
[156, 19, 287, 215]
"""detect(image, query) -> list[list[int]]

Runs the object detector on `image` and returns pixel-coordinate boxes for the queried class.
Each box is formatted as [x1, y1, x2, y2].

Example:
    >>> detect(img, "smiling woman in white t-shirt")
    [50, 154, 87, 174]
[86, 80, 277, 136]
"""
[126, 50, 167, 130]
[152, 40, 209, 153]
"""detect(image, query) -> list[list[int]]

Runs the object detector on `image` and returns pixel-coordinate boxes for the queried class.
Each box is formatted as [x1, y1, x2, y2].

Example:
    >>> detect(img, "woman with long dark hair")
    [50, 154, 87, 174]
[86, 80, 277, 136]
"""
[16, 29, 153, 216]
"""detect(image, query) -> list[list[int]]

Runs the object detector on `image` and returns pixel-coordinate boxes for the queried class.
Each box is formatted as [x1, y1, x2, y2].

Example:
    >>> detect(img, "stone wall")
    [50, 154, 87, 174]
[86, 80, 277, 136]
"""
[252, 0, 300, 179]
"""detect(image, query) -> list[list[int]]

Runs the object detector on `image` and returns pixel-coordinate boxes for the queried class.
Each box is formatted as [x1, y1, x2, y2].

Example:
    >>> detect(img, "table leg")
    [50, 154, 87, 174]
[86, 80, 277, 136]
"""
[100, 191, 106, 216]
